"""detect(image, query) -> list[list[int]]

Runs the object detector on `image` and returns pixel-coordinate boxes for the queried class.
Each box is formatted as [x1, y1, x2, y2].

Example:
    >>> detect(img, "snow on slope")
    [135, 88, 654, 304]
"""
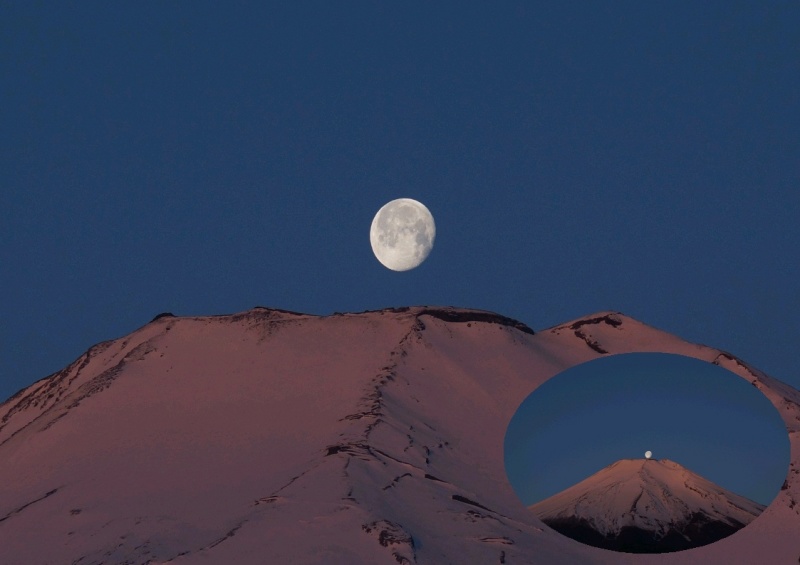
[0, 307, 798, 564]
[530, 458, 765, 551]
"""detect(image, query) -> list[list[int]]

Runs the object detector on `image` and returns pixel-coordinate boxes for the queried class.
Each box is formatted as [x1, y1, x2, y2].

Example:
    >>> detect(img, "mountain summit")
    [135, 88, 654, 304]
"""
[0, 307, 798, 564]
[530, 458, 766, 553]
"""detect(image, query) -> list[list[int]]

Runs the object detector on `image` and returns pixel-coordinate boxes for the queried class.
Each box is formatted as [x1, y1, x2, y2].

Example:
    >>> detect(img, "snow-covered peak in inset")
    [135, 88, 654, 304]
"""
[530, 457, 766, 553]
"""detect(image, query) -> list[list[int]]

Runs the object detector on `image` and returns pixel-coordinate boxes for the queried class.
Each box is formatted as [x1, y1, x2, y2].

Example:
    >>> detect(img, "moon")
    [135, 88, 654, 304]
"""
[645, 450, 652, 459]
[370, 198, 435, 271]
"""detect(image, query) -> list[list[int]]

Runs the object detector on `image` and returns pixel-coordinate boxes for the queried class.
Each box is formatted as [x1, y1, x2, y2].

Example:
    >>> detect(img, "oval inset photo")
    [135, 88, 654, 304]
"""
[504, 353, 790, 554]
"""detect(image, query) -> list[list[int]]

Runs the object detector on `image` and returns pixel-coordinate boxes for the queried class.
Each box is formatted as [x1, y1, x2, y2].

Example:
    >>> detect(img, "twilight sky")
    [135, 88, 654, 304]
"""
[2, 0, 799, 421]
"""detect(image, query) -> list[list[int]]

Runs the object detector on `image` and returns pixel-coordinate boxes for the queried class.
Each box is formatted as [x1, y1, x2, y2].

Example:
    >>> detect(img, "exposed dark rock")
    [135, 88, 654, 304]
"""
[573, 330, 609, 354]
[325, 441, 372, 459]
[362, 520, 414, 547]
[452, 494, 492, 512]
[149, 312, 175, 322]
[251, 306, 307, 316]
[480, 536, 514, 545]
[569, 314, 623, 330]
[383, 473, 413, 491]
[362, 520, 416, 563]
[341, 410, 381, 421]
[417, 308, 534, 335]
[377, 306, 411, 314]
[206, 521, 247, 550]
[0, 488, 59, 524]
[712, 353, 761, 383]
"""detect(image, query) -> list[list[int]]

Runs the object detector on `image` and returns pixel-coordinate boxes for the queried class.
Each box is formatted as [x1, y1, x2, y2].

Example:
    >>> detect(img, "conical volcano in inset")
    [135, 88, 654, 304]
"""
[529, 458, 766, 553]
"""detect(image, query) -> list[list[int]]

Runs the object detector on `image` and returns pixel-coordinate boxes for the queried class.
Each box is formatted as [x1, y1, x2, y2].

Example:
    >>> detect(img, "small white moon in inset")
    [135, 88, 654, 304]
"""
[370, 198, 435, 271]
[645, 451, 652, 459]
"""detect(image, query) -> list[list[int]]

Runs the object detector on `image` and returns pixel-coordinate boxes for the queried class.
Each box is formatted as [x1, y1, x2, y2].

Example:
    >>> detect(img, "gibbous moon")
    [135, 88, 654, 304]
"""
[370, 198, 435, 271]
[645, 451, 653, 459]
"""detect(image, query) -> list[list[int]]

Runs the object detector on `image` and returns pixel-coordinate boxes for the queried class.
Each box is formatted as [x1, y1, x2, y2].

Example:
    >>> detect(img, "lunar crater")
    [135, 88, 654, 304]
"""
[370, 198, 435, 271]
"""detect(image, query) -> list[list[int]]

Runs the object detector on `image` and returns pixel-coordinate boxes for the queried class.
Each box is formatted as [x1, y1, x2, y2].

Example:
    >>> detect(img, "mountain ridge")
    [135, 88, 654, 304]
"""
[0, 306, 798, 564]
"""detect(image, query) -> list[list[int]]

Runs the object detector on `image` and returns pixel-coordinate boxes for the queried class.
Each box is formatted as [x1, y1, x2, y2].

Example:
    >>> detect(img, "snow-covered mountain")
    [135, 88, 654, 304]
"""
[530, 458, 766, 553]
[0, 307, 798, 564]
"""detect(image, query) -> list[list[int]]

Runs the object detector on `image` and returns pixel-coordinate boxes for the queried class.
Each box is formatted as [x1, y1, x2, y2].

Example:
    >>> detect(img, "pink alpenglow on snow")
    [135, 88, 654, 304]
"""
[530, 457, 766, 553]
[0, 307, 799, 564]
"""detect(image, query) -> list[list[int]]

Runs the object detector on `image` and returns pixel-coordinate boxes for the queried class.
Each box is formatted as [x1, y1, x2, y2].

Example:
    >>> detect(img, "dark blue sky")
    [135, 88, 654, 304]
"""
[2, 2, 799, 409]
[505, 353, 790, 506]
